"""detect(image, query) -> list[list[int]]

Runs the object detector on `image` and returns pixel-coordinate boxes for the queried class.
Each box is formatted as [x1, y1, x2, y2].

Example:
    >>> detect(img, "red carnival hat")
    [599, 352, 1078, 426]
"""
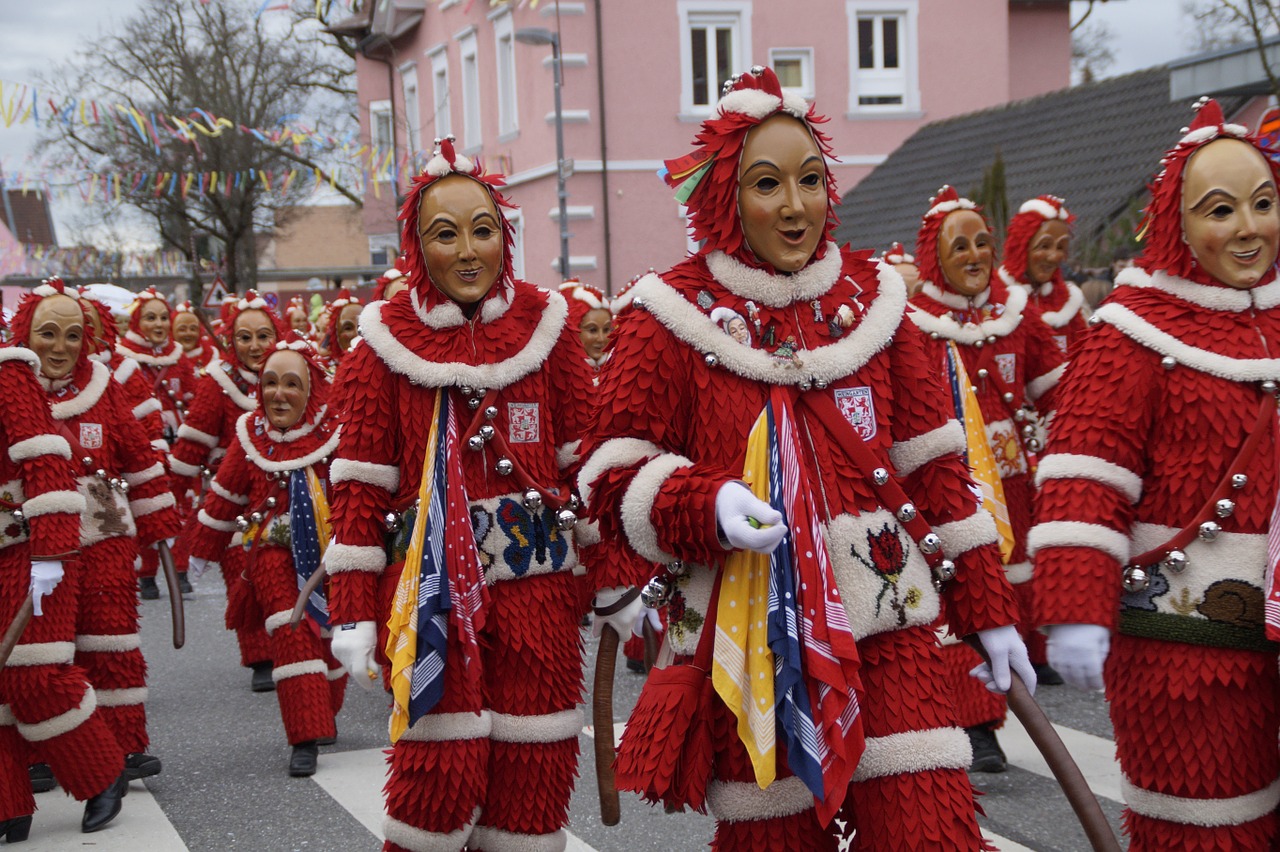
[125, 286, 172, 343]
[914, 185, 988, 291]
[76, 288, 119, 354]
[882, 242, 915, 265]
[1002, 196, 1075, 285]
[372, 265, 408, 302]
[559, 279, 611, 327]
[224, 289, 287, 369]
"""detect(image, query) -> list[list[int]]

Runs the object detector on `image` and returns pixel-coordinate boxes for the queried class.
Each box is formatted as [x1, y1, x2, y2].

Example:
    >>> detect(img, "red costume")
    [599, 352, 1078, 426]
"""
[114, 287, 198, 446]
[1033, 101, 1280, 848]
[172, 300, 217, 372]
[326, 141, 594, 851]
[579, 71, 1020, 850]
[321, 290, 360, 371]
[998, 195, 1088, 355]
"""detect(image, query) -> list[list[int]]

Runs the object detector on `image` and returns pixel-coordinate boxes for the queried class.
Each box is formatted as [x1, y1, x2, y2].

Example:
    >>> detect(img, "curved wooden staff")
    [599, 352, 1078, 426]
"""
[592, 624, 622, 826]
[965, 637, 1120, 852]
[641, 619, 659, 673]
[0, 597, 34, 669]
[290, 564, 327, 629]
[158, 540, 185, 649]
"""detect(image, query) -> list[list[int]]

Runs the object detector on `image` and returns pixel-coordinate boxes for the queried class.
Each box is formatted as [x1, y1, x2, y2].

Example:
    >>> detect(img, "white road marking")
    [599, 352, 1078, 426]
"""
[983, 831, 1038, 851]
[17, 779, 187, 851]
[999, 713, 1123, 804]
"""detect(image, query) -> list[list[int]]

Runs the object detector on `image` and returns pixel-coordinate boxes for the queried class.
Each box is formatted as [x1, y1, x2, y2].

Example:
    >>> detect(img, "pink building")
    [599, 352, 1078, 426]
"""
[335, 0, 1071, 293]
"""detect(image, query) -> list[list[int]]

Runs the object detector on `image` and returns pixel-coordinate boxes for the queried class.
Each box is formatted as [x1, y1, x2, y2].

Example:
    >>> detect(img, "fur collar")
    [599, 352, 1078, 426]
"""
[235, 411, 341, 473]
[703, 242, 843, 308]
[908, 281, 1027, 344]
[359, 283, 568, 390]
[207, 357, 258, 412]
[999, 267, 1085, 328]
[0, 348, 39, 373]
[409, 286, 513, 329]
[1117, 266, 1280, 312]
[267, 405, 327, 443]
[630, 259, 906, 386]
[116, 334, 181, 367]
[918, 280, 991, 310]
[48, 361, 111, 421]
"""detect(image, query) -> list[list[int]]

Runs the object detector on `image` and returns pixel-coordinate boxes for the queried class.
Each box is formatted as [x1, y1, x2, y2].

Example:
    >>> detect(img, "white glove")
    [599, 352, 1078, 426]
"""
[331, 621, 381, 689]
[969, 624, 1036, 695]
[633, 605, 663, 639]
[1045, 623, 1110, 691]
[156, 536, 176, 550]
[715, 481, 787, 553]
[29, 561, 64, 617]
[187, 557, 215, 584]
[592, 586, 643, 639]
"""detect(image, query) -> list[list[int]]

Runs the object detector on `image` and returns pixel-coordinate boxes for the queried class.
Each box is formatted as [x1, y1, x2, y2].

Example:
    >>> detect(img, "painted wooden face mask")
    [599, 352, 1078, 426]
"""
[417, 174, 505, 308]
[29, 294, 86, 381]
[737, 115, 829, 273]
[260, 349, 311, 430]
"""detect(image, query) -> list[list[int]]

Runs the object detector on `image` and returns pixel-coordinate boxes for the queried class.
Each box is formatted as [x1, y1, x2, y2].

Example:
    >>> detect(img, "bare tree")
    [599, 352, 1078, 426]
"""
[38, 0, 359, 293]
[1184, 1, 1280, 96]
[1072, 21, 1116, 84]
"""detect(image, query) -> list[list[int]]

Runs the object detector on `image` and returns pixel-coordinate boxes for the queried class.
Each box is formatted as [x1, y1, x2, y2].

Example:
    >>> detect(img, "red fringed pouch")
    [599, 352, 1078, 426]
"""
[614, 575, 721, 812]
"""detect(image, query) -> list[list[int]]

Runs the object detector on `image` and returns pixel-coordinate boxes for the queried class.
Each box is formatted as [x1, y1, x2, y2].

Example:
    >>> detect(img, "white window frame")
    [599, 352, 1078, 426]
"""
[769, 47, 814, 100]
[491, 9, 519, 138]
[505, 210, 525, 280]
[677, 1, 752, 118]
[846, 1, 920, 115]
[428, 46, 451, 143]
[457, 27, 483, 153]
[368, 99, 393, 177]
[399, 62, 422, 158]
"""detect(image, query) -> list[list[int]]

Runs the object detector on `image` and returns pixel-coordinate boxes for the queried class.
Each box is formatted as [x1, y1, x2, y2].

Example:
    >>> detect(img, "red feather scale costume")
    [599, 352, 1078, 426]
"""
[172, 300, 217, 372]
[578, 70, 1019, 850]
[1032, 99, 1280, 849]
[998, 195, 1088, 355]
[325, 139, 595, 852]
[114, 287, 198, 446]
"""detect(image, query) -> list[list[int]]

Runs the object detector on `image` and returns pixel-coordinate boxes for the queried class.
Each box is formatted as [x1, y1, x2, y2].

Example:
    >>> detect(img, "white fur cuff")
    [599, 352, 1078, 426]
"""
[1122, 775, 1280, 828]
[8, 435, 71, 463]
[889, 420, 965, 477]
[122, 463, 165, 488]
[1035, 454, 1143, 505]
[132, 398, 163, 419]
[383, 809, 480, 852]
[95, 687, 148, 707]
[176, 423, 219, 449]
[852, 726, 972, 782]
[130, 492, 175, 518]
[22, 490, 86, 519]
[1027, 520, 1130, 564]
[209, 480, 249, 506]
[329, 458, 400, 492]
[577, 437, 663, 506]
[1026, 364, 1065, 402]
[1005, 560, 1034, 585]
[272, 660, 328, 683]
[325, 543, 387, 574]
[264, 610, 294, 636]
[707, 775, 813, 823]
[17, 685, 96, 742]
[198, 508, 239, 533]
[933, 510, 998, 559]
[168, 457, 201, 478]
[556, 440, 580, 472]
[7, 641, 76, 666]
[620, 453, 693, 565]
[490, 708, 582, 744]
[75, 633, 142, 653]
[398, 710, 493, 743]
[468, 826, 567, 852]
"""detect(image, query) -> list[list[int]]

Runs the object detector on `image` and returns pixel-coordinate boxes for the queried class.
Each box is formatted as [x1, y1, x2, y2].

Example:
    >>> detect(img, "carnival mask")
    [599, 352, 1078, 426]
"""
[260, 349, 310, 430]
[138, 299, 171, 345]
[579, 307, 612, 362]
[737, 115, 828, 274]
[289, 309, 310, 334]
[336, 303, 362, 355]
[29, 294, 85, 381]
[1182, 137, 1280, 290]
[893, 261, 921, 296]
[173, 312, 202, 352]
[233, 309, 278, 372]
[418, 174, 504, 307]
[939, 211, 994, 297]
[1027, 220, 1071, 286]
[383, 276, 408, 302]
[80, 299, 106, 349]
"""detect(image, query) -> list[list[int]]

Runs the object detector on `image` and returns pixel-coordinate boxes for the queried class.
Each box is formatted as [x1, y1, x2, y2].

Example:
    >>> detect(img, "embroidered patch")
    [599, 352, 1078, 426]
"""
[508, 402, 541, 443]
[492, 499, 569, 577]
[986, 421, 1026, 478]
[79, 423, 103, 449]
[995, 353, 1017, 386]
[834, 386, 877, 440]
[169, 378, 182, 395]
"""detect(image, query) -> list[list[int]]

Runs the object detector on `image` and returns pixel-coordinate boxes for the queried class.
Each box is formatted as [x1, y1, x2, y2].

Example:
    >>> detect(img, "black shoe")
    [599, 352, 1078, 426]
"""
[966, 725, 1007, 773]
[1033, 662, 1065, 686]
[289, 742, 318, 777]
[176, 572, 193, 595]
[124, 753, 162, 780]
[138, 577, 160, 601]
[0, 815, 31, 843]
[28, 763, 54, 793]
[625, 657, 646, 674]
[250, 661, 275, 693]
[82, 773, 126, 833]
[316, 732, 337, 747]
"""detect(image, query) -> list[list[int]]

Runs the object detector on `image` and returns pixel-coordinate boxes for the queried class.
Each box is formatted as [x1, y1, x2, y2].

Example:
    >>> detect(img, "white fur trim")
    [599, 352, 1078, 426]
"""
[207, 358, 258, 411]
[909, 284, 1026, 344]
[924, 197, 978, 219]
[620, 453, 693, 564]
[1118, 266, 1280, 312]
[0, 705, 13, 726]
[575, 518, 601, 547]
[410, 283, 513, 330]
[707, 775, 813, 823]
[1018, 198, 1070, 220]
[555, 440, 580, 472]
[1122, 775, 1280, 827]
[480, 289, 512, 323]
[113, 357, 139, 384]
[325, 542, 387, 574]
[75, 633, 141, 653]
[489, 708, 582, 743]
[1037, 281, 1086, 329]
[361, 290, 568, 390]
[271, 659, 328, 683]
[236, 413, 341, 473]
[209, 479, 249, 506]
[1035, 454, 1143, 504]
[1253, 278, 1280, 310]
[468, 826, 566, 852]
[885, 251, 914, 264]
[129, 492, 175, 518]
[198, 508, 239, 533]
[398, 710, 493, 743]
[383, 810, 481, 852]
[266, 408, 328, 443]
[888, 420, 965, 477]
[22, 490, 86, 519]
[236, 295, 268, 312]
[17, 685, 96, 742]
[1178, 122, 1249, 147]
[326, 665, 345, 680]
[7, 641, 76, 666]
[122, 462, 165, 488]
[151, 439, 170, 454]
[577, 437, 664, 506]
[95, 687, 148, 707]
[933, 510, 998, 559]
[329, 459, 400, 492]
[1094, 300, 1280, 382]
[168, 457, 201, 478]
[50, 361, 110, 420]
[715, 88, 805, 121]
[1027, 520, 1130, 563]
[1026, 363, 1064, 402]
[116, 339, 181, 367]
[8, 435, 71, 463]
[264, 610, 294, 636]
[852, 726, 972, 782]
[1005, 560, 1034, 584]
[132, 397, 163, 420]
[176, 423, 219, 449]
[0, 347, 39, 371]
[631, 261, 906, 387]
[704, 243, 843, 308]
[424, 150, 476, 177]
[919, 280, 990, 311]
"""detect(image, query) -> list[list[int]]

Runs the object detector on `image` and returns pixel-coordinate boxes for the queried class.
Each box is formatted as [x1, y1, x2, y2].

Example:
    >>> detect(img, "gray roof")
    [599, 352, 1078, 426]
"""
[833, 67, 1248, 258]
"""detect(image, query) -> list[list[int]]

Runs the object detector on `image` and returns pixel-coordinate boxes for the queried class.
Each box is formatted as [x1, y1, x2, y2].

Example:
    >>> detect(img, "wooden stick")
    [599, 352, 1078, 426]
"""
[158, 540, 185, 649]
[593, 625, 622, 826]
[0, 597, 34, 669]
[291, 566, 327, 629]
[641, 619, 659, 673]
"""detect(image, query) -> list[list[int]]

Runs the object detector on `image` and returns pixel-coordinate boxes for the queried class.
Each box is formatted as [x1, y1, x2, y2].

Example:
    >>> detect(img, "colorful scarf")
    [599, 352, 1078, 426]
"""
[289, 465, 331, 630]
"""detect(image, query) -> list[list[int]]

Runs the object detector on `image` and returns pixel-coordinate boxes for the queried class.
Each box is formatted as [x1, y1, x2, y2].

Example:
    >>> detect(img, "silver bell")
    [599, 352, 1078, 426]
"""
[667, 559, 689, 577]
[872, 468, 890, 486]
[523, 489, 543, 511]
[484, 406, 499, 420]
[814, 378, 828, 390]
[1003, 392, 1015, 404]
[933, 559, 957, 582]
[1215, 499, 1235, 519]
[977, 368, 989, 379]
[250, 512, 263, 524]
[460, 386, 474, 396]
[1264, 380, 1278, 394]
[1162, 550, 1188, 575]
[235, 515, 250, 532]
[468, 396, 482, 410]
[929, 331, 940, 340]
[1027, 437, 1044, 453]
[799, 379, 812, 392]
[704, 353, 719, 368]
[1199, 520, 1221, 542]
[1088, 314, 1102, 326]
[986, 336, 997, 344]
[640, 576, 673, 608]
[896, 503, 917, 523]
[632, 297, 645, 310]
[118, 480, 129, 494]
[384, 512, 402, 533]
[467, 435, 485, 452]
[556, 508, 577, 531]
[1233, 473, 1248, 489]
[478, 424, 496, 441]
[1161, 356, 1176, 370]
[266, 496, 277, 509]
[81, 456, 92, 466]
[920, 533, 942, 555]
[495, 458, 514, 476]
[95, 468, 106, 479]
[974, 339, 984, 349]
[1122, 565, 1150, 593]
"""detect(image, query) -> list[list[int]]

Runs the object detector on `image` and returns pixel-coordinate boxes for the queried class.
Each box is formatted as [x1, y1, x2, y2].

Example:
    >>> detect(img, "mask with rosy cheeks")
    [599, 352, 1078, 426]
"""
[938, 211, 994, 296]
[138, 299, 171, 345]
[288, 310, 310, 333]
[336, 303, 362, 354]
[260, 349, 310, 430]
[579, 307, 612, 362]
[1027, 220, 1071, 286]
[418, 175, 505, 308]
[173, 312, 202, 351]
[737, 115, 829, 273]
[1181, 138, 1280, 290]
[232, 310, 278, 372]
[29, 295, 85, 380]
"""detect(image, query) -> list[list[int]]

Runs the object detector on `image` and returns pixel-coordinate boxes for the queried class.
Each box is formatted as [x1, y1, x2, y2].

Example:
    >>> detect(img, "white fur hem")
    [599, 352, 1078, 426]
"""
[198, 508, 239, 533]
[852, 726, 972, 782]
[7, 641, 76, 666]
[132, 398, 163, 420]
[1035, 454, 1142, 505]
[75, 633, 142, 653]
[555, 440, 580, 472]
[23, 490, 86, 519]
[236, 413, 340, 473]
[151, 439, 170, 453]
[17, 685, 96, 743]
[267, 406, 328, 443]
[577, 437, 664, 506]
[0, 348, 39, 371]
[934, 510, 998, 559]
[129, 492, 175, 518]
[264, 610, 293, 636]
[1118, 266, 1280, 312]
[95, 687, 148, 707]
[889, 420, 965, 477]
[8, 435, 71, 463]
[468, 825, 567, 852]
[1005, 560, 1034, 584]
[325, 543, 387, 574]
[716, 87, 808, 121]
[329, 458, 400, 492]
[207, 358, 259, 411]
[909, 284, 1026, 343]
[1122, 775, 1280, 827]
[1040, 282, 1086, 329]
[122, 463, 165, 488]
[489, 708, 582, 744]
[117, 340, 181, 367]
[920, 280, 990, 310]
[383, 809, 481, 852]
[50, 361, 110, 420]
[113, 358, 139, 384]
[209, 479, 249, 506]
[707, 775, 812, 823]
[272, 659, 328, 683]
[1026, 520, 1129, 564]
[704, 243, 842, 308]
[169, 457, 201, 478]
[1026, 364, 1064, 402]
[620, 453, 693, 564]
[176, 423, 219, 449]
[399, 710, 493, 743]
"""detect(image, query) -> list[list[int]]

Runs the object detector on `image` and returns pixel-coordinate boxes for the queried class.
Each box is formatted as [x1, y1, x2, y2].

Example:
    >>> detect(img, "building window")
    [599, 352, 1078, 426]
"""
[430, 48, 451, 141]
[369, 99, 392, 166]
[769, 47, 813, 99]
[400, 63, 422, 159]
[493, 11, 518, 137]
[678, 2, 752, 116]
[458, 29, 482, 152]
[847, 1, 919, 113]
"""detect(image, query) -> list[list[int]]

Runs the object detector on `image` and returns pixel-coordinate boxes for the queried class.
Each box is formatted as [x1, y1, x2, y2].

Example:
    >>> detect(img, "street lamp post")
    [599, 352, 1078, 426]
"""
[515, 27, 570, 280]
